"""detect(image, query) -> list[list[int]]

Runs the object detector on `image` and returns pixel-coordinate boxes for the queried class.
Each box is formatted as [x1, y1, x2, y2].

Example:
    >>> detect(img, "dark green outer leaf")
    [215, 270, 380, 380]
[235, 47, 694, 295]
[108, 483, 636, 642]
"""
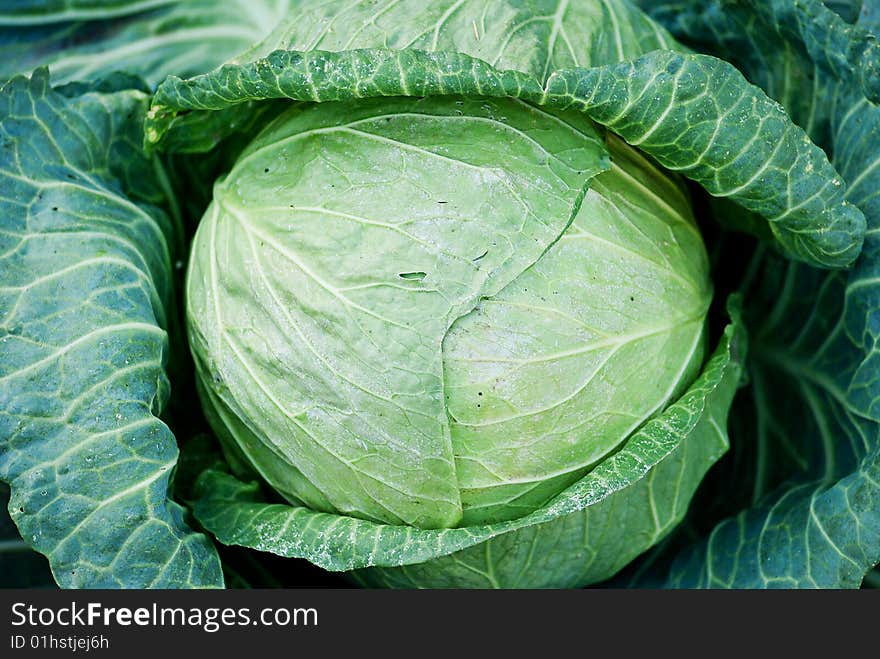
[627, 0, 880, 589]
[0, 1, 174, 24]
[640, 0, 880, 104]
[744, 0, 880, 103]
[0, 69, 223, 587]
[0, 1, 286, 87]
[147, 47, 865, 270]
[667, 451, 880, 588]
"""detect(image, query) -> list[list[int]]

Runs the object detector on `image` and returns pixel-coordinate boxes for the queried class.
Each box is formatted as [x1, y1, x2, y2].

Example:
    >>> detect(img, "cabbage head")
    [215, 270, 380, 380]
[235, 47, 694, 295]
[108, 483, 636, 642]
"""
[187, 98, 711, 532]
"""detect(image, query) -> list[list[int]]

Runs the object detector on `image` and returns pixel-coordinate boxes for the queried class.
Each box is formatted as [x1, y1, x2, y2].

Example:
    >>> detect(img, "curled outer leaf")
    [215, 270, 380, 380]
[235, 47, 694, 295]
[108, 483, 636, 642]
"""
[543, 50, 866, 269]
[147, 48, 866, 270]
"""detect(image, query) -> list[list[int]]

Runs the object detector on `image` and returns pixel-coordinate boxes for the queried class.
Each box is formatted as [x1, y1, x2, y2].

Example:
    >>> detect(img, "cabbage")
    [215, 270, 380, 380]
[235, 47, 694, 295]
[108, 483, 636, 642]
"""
[1, 0, 878, 589]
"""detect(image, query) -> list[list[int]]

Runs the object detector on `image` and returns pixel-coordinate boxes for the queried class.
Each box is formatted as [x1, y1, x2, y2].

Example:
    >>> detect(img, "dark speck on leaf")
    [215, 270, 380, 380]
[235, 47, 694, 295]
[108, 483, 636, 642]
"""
[264, 168, 269, 173]
[472, 249, 488, 262]
[437, 200, 448, 204]
[399, 271, 427, 281]
[630, 296, 635, 302]
[478, 392, 482, 396]
[52, 207, 58, 211]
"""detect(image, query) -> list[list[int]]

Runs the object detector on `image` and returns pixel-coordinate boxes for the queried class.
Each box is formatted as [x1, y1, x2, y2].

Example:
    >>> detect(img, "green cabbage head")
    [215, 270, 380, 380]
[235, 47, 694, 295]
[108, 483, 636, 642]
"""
[187, 94, 711, 530]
